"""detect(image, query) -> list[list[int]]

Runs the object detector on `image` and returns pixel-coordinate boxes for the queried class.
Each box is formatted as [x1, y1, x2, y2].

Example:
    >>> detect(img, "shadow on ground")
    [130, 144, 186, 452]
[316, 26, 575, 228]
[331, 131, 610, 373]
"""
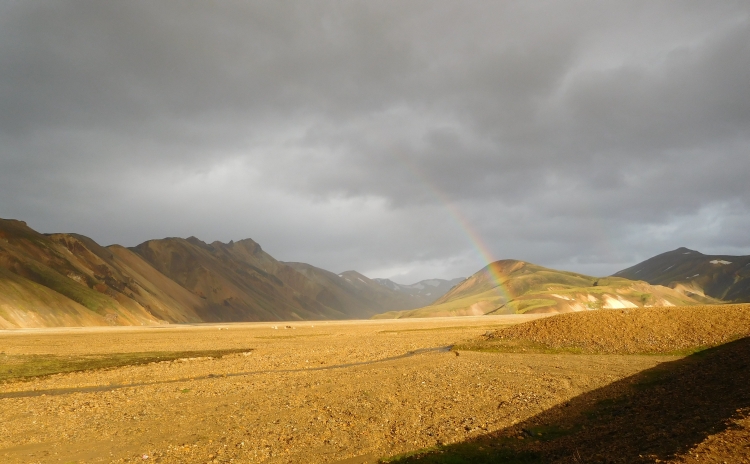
[384, 337, 750, 463]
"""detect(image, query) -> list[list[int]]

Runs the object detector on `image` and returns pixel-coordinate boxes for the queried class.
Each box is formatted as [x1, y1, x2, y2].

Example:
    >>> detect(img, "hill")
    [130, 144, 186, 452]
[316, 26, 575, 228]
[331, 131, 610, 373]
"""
[283, 265, 430, 315]
[0, 219, 204, 328]
[0, 218, 430, 328]
[373, 277, 464, 307]
[613, 247, 750, 302]
[470, 303, 750, 354]
[130, 236, 356, 322]
[373, 259, 713, 319]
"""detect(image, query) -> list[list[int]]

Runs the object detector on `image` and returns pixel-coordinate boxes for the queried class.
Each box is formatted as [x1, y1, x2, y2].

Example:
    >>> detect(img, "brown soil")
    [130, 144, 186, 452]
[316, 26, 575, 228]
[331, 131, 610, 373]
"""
[394, 334, 750, 463]
[672, 408, 750, 463]
[0, 314, 675, 464]
[3, 309, 749, 464]
[484, 304, 750, 354]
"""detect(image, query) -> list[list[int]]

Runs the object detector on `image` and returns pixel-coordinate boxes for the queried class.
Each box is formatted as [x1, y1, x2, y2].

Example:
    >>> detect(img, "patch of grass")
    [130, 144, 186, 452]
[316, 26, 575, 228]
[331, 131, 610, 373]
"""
[506, 298, 557, 314]
[454, 339, 584, 355]
[0, 348, 252, 383]
[21, 261, 116, 315]
[373, 290, 507, 319]
[378, 324, 512, 334]
[660, 345, 713, 357]
[254, 334, 327, 339]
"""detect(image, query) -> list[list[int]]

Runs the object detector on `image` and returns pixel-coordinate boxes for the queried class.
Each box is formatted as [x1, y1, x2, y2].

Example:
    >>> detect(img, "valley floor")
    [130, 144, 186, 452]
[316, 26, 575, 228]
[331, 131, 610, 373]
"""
[0, 315, 745, 463]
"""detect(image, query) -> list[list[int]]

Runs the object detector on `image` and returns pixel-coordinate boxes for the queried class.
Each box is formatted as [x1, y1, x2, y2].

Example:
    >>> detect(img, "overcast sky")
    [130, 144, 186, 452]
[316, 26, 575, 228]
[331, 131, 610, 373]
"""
[1, 1, 749, 283]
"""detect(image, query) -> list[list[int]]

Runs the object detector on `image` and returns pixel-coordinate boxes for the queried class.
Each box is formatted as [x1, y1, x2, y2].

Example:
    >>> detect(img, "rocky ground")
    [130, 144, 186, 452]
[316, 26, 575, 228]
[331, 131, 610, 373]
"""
[0, 314, 669, 463]
[395, 333, 750, 464]
[673, 408, 750, 464]
[1, 307, 749, 463]
[482, 304, 750, 354]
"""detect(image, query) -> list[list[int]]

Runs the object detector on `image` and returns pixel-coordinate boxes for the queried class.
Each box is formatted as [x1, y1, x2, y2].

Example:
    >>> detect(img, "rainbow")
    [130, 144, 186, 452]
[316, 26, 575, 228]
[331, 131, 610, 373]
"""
[397, 156, 515, 306]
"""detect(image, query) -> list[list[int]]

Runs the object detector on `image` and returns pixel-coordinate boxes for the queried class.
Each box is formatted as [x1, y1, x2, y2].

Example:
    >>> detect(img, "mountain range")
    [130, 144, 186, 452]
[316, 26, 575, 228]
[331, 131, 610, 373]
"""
[372, 277, 465, 307]
[0, 218, 458, 328]
[372, 258, 721, 319]
[374, 247, 750, 319]
[2, 215, 747, 327]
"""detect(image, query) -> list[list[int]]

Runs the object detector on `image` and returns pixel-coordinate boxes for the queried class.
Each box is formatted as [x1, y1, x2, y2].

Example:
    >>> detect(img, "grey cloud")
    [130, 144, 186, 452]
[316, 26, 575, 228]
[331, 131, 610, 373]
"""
[1, 1, 749, 283]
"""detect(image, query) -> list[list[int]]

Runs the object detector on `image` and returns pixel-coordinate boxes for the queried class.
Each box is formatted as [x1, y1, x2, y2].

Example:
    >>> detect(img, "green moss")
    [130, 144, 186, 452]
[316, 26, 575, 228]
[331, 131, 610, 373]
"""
[0, 348, 252, 383]
[22, 261, 116, 315]
[453, 339, 584, 355]
[378, 324, 512, 334]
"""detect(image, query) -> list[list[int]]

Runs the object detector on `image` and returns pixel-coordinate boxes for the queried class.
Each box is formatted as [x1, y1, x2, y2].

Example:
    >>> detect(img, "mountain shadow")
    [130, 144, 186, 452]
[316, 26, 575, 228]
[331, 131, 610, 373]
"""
[386, 336, 750, 463]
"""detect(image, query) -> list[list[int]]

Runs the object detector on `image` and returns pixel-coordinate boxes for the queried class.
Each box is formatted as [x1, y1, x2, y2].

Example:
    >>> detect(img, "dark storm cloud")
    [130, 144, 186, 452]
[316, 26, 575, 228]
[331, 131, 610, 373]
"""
[1, 1, 749, 282]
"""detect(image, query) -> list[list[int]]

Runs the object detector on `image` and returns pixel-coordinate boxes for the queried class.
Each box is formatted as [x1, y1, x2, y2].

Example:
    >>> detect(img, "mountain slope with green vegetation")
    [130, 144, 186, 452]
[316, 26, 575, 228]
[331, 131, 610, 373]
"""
[373, 259, 716, 319]
[0, 219, 179, 328]
[0, 217, 443, 328]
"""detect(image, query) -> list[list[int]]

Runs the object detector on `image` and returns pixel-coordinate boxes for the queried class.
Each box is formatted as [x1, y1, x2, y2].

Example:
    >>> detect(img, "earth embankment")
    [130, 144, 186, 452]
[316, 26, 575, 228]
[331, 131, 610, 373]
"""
[479, 304, 750, 354]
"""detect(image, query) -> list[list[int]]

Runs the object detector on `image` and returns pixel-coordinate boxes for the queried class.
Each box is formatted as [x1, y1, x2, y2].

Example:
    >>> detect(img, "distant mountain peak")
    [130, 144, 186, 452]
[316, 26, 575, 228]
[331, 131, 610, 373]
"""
[671, 247, 701, 255]
[373, 277, 465, 306]
[186, 236, 215, 251]
[614, 248, 750, 303]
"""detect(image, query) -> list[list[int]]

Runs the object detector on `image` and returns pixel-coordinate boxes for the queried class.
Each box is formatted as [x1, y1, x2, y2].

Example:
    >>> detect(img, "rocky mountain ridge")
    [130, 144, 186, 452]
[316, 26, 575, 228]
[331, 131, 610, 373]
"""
[613, 247, 750, 303]
[372, 277, 465, 307]
[0, 218, 451, 328]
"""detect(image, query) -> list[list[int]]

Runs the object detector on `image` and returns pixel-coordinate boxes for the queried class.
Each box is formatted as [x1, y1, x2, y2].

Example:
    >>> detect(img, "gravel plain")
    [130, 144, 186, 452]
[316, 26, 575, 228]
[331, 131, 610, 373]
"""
[0, 315, 685, 463]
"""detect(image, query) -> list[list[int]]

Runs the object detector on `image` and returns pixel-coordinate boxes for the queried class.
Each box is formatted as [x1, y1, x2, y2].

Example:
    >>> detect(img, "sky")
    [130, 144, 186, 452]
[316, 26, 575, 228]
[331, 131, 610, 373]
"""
[1, 1, 749, 284]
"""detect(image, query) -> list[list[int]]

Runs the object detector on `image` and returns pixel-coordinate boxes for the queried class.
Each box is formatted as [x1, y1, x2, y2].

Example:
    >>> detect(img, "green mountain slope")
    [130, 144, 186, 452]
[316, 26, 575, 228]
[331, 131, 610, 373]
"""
[0, 217, 435, 327]
[0, 219, 183, 328]
[373, 259, 715, 319]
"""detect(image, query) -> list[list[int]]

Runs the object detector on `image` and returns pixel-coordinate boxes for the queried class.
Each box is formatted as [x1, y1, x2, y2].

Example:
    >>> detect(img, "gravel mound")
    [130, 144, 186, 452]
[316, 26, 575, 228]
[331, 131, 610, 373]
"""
[487, 304, 750, 354]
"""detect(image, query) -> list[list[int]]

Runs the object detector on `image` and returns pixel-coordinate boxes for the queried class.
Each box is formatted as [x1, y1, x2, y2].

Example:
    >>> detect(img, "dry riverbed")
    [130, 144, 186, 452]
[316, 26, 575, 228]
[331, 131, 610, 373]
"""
[0, 315, 678, 463]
